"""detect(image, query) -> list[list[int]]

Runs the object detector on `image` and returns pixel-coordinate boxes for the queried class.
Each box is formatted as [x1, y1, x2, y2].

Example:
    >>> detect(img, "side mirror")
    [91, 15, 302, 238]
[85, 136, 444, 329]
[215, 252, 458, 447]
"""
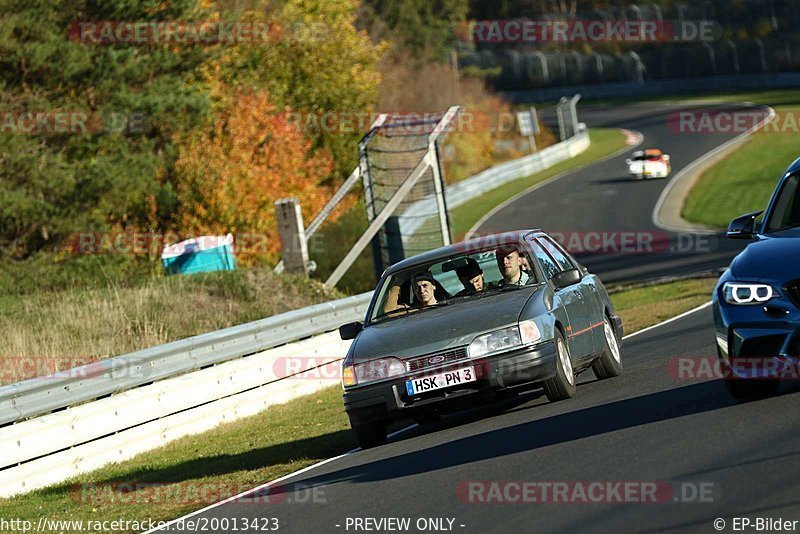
[339, 321, 363, 340]
[663, 154, 670, 161]
[625, 159, 632, 165]
[552, 268, 581, 289]
[727, 211, 763, 240]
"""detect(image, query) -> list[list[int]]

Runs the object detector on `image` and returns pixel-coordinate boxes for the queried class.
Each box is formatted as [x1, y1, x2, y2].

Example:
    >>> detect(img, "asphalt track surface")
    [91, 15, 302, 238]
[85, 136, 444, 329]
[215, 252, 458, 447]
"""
[159, 305, 800, 534]
[476, 102, 763, 284]
[155, 103, 799, 534]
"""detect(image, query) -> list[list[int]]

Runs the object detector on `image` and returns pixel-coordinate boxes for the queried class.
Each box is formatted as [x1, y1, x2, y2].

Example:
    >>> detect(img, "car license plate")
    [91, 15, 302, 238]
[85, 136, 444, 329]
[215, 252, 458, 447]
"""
[405, 367, 476, 395]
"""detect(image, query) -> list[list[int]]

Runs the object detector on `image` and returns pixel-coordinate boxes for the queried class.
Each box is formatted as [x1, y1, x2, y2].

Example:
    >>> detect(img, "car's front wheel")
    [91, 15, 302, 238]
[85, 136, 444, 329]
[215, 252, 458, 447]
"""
[543, 331, 577, 401]
[592, 316, 623, 379]
[351, 420, 387, 449]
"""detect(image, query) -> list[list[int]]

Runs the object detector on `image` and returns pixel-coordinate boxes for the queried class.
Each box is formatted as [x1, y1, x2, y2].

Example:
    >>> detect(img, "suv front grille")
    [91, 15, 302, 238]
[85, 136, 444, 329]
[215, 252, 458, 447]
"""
[785, 280, 800, 309]
[406, 347, 468, 373]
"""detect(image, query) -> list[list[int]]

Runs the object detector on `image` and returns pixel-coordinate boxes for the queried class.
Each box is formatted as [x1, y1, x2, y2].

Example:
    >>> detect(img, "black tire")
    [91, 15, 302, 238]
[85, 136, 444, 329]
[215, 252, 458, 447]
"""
[351, 421, 387, 449]
[543, 331, 577, 402]
[592, 316, 623, 379]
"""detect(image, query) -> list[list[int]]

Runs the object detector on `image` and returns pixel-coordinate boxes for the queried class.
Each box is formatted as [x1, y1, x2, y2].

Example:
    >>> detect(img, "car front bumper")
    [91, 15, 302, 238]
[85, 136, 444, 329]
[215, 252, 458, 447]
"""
[343, 341, 558, 425]
[713, 296, 800, 379]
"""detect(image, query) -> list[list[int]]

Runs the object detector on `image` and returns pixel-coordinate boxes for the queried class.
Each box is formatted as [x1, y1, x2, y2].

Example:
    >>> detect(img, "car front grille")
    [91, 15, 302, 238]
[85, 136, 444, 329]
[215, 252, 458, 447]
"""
[785, 280, 800, 309]
[406, 347, 468, 373]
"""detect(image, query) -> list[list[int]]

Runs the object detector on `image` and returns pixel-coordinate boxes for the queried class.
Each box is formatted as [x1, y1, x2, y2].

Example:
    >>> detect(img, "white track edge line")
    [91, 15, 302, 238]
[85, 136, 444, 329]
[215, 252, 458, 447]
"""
[144, 298, 711, 531]
[466, 128, 644, 239]
[621, 301, 712, 341]
[651, 103, 776, 234]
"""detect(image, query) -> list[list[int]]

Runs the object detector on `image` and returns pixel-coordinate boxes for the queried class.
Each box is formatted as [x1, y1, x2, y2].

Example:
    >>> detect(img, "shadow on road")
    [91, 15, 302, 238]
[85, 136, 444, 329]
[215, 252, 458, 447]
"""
[254, 380, 759, 498]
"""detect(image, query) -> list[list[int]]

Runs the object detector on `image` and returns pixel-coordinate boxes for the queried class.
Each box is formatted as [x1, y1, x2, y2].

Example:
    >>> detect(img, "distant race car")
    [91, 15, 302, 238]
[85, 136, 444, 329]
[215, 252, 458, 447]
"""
[626, 148, 671, 179]
[712, 158, 800, 399]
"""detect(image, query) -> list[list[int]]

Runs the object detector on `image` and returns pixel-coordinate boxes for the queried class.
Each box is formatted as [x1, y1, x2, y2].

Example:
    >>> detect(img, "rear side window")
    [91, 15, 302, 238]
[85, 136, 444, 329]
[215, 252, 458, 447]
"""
[538, 237, 575, 271]
[527, 238, 561, 280]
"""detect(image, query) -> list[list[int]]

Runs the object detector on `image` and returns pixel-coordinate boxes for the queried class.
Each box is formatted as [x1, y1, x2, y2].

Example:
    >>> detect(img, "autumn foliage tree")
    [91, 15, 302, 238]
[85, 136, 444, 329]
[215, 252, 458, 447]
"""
[174, 91, 335, 265]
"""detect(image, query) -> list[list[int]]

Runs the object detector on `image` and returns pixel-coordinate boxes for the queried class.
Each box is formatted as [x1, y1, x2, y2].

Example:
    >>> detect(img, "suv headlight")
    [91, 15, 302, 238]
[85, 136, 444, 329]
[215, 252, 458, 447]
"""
[722, 282, 777, 305]
[342, 357, 406, 388]
[469, 320, 541, 358]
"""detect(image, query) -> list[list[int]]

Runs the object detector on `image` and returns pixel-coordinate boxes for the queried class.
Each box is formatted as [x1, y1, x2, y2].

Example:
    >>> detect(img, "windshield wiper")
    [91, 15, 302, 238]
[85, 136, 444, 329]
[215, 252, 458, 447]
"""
[373, 307, 413, 321]
[373, 300, 449, 322]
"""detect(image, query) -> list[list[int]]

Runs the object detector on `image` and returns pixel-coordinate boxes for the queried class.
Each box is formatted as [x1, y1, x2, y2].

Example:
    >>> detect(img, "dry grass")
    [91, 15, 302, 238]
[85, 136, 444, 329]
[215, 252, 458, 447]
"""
[0, 269, 342, 384]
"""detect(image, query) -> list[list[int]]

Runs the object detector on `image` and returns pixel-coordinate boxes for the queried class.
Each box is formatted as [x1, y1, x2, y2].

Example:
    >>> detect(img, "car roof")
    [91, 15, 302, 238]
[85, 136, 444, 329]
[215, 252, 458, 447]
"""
[644, 148, 662, 156]
[383, 229, 540, 276]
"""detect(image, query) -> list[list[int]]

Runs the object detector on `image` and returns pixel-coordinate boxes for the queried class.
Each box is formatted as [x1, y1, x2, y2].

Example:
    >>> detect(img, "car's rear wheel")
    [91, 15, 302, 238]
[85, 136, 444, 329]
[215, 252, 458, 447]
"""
[543, 331, 577, 401]
[592, 316, 623, 379]
[351, 420, 387, 449]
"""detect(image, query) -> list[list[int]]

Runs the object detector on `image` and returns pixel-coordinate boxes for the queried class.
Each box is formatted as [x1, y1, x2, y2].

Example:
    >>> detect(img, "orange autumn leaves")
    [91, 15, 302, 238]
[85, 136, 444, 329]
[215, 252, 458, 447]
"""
[174, 91, 339, 265]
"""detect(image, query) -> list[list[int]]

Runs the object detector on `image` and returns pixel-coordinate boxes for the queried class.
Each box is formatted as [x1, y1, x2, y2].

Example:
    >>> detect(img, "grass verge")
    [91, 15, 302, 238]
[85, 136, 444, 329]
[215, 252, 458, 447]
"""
[449, 128, 629, 239]
[0, 276, 717, 532]
[0, 269, 342, 385]
[612, 277, 716, 334]
[677, 89, 800, 228]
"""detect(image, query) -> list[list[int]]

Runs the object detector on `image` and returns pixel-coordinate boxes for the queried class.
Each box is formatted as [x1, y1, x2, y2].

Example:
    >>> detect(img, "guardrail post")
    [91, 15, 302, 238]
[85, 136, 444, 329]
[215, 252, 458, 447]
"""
[275, 198, 309, 275]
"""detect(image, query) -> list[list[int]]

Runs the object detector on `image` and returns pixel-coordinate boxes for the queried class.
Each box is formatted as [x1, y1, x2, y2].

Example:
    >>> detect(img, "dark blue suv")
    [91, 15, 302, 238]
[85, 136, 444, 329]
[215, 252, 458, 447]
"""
[713, 158, 800, 398]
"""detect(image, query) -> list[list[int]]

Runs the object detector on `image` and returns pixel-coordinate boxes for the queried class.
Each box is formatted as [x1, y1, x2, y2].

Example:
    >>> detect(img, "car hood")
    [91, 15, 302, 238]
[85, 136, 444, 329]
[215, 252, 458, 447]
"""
[730, 233, 800, 282]
[351, 286, 541, 362]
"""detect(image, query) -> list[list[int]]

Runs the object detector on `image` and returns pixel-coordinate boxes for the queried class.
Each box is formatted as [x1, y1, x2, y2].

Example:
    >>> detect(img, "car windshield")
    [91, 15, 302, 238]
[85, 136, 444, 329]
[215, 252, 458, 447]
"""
[369, 244, 540, 324]
[765, 174, 800, 233]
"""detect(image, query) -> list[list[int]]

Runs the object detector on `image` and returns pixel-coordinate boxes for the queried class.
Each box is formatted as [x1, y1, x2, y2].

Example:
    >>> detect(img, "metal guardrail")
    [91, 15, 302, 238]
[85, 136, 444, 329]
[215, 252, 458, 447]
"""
[0, 118, 592, 428]
[0, 120, 600, 495]
[0, 291, 372, 425]
[506, 73, 800, 103]
[399, 128, 590, 237]
[0, 127, 592, 426]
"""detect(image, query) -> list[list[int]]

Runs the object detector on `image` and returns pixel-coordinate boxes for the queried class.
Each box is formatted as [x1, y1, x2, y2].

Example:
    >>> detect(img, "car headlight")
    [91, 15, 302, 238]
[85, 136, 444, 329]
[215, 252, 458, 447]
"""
[469, 320, 541, 358]
[343, 357, 406, 388]
[722, 282, 777, 305]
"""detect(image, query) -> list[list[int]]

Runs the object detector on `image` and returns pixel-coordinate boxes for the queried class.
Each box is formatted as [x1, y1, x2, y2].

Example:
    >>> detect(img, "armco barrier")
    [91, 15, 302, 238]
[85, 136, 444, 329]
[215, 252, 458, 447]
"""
[0, 125, 594, 497]
[0, 292, 372, 425]
[0, 331, 350, 497]
[399, 128, 590, 237]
